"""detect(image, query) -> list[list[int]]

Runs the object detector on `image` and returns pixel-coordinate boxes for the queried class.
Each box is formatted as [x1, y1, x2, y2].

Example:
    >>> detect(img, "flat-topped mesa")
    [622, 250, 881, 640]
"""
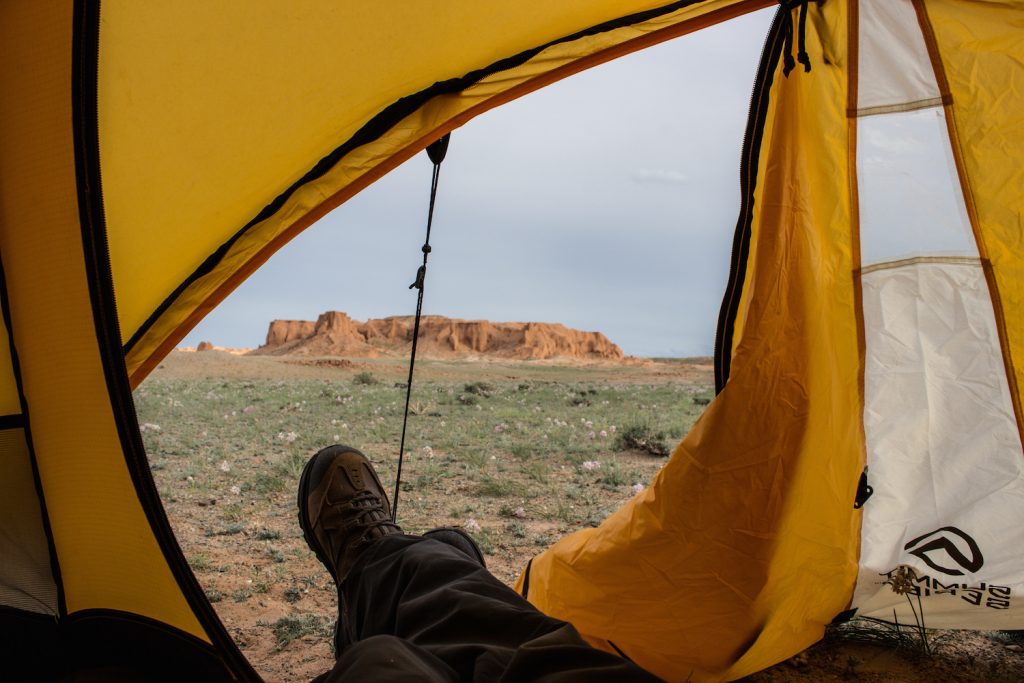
[252, 311, 624, 361]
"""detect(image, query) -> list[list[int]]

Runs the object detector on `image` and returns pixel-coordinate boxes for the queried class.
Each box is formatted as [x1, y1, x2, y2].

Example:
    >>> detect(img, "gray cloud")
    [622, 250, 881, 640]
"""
[629, 169, 689, 185]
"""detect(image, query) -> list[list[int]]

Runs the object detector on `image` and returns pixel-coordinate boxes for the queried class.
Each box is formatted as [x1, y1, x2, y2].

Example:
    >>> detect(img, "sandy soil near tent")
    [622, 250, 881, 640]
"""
[136, 352, 1023, 682]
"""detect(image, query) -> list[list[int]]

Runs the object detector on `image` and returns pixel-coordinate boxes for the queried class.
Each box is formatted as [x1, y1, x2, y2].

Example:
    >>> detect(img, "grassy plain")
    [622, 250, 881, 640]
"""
[136, 351, 712, 680]
[136, 351, 1024, 682]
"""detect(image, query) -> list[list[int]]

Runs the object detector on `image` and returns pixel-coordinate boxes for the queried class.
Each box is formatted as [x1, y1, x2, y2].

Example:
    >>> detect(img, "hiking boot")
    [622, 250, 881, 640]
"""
[297, 445, 402, 583]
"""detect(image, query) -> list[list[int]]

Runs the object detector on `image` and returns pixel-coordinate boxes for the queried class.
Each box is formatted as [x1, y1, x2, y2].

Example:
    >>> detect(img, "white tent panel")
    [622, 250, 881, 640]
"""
[853, 261, 1024, 628]
[858, 0, 941, 114]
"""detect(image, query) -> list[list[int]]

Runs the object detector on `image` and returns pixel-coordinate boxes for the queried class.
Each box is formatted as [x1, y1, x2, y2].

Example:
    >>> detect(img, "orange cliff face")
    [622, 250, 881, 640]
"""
[264, 320, 315, 347]
[251, 312, 624, 361]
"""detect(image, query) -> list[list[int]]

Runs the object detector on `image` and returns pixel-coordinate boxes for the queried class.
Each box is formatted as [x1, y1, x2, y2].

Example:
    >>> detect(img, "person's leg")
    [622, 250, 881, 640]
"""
[341, 534, 660, 682]
[299, 445, 660, 682]
[312, 635, 457, 683]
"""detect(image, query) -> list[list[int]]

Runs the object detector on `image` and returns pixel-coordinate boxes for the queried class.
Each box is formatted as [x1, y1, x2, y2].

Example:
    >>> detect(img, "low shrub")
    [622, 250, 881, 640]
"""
[614, 421, 670, 457]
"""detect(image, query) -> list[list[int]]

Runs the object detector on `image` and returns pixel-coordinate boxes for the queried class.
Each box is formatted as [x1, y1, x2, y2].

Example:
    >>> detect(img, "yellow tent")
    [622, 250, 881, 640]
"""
[1, 1, 1021, 680]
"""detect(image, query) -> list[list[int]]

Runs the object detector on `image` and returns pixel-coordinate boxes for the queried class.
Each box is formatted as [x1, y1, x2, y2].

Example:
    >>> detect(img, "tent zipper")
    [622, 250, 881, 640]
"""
[713, 5, 788, 392]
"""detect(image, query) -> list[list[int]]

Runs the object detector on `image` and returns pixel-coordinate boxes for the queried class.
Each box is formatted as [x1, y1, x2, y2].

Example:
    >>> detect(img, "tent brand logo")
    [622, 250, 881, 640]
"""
[881, 568, 1011, 611]
[904, 527, 984, 576]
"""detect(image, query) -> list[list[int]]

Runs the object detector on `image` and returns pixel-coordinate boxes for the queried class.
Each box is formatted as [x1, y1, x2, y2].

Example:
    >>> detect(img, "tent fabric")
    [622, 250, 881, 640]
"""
[520, 1, 1024, 679]
[930, 0, 1024, 435]
[520, 3, 862, 679]
[1, 0, 1023, 680]
[0, 1, 258, 678]
[848, 0, 1024, 630]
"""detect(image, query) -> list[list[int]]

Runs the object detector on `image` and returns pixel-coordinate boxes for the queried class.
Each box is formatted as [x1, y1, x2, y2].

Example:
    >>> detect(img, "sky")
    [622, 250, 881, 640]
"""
[182, 7, 776, 358]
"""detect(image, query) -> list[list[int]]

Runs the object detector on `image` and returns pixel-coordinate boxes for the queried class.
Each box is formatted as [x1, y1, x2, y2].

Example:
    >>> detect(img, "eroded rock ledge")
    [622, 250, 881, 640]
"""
[252, 311, 624, 361]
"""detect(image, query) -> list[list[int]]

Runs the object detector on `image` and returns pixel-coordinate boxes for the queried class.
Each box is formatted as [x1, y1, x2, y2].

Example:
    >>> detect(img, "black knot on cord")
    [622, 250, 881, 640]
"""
[409, 265, 426, 291]
[426, 134, 451, 166]
[779, 0, 814, 77]
[784, 52, 797, 77]
[421, 244, 431, 254]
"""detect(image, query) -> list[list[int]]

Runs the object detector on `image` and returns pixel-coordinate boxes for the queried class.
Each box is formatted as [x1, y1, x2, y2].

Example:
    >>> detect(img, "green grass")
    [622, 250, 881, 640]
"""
[265, 614, 334, 649]
[352, 371, 377, 385]
[190, 553, 212, 571]
[135, 362, 713, 593]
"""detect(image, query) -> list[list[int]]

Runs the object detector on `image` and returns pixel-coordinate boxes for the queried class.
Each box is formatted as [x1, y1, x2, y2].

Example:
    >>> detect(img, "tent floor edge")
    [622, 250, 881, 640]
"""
[0, 606, 241, 682]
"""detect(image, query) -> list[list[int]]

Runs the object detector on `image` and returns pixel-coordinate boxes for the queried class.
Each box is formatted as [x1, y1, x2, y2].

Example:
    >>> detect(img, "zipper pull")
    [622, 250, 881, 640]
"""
[854, 466, 873, 509]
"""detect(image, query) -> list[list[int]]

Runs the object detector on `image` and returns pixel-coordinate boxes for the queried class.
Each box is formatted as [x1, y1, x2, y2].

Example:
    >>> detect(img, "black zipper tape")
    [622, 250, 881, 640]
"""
[713, 6, 787, 392]
[71, 1, 258, 679]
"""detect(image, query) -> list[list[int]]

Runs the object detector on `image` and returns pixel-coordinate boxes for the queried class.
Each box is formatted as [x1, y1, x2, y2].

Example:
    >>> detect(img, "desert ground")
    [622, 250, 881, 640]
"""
[135, 351, 1023, 682]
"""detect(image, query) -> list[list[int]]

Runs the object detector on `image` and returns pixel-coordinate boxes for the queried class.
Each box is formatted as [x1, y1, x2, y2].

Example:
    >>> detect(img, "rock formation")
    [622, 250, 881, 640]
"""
[252, 311, 624, 361]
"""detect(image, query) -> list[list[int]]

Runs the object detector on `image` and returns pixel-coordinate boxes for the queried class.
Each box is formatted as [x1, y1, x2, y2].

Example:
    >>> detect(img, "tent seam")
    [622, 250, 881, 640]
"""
[0, 258, 66, 619]
[911, 0, 1024, 450]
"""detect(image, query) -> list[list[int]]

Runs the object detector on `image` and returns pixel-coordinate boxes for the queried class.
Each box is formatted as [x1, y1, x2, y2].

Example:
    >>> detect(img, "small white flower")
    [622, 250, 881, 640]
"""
[632, 483, 645, 494]
[140, 423, 162, 433]
[513, 506, 526, 519]
[218, 460, 231, 473]
[584, 420, 593, 429]
[229, 485, 242, 495]
[587, 431, 596, 439]
[581, 460, 601, 471]
[609, 425, 617, 433]
[440, 421, 446, 427]
[599, 430, 608, 438]
[464, 518, 481, 533]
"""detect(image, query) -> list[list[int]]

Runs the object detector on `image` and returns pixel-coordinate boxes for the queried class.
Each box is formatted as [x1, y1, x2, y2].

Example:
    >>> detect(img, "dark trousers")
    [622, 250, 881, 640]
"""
[314, 535, 661, 682]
